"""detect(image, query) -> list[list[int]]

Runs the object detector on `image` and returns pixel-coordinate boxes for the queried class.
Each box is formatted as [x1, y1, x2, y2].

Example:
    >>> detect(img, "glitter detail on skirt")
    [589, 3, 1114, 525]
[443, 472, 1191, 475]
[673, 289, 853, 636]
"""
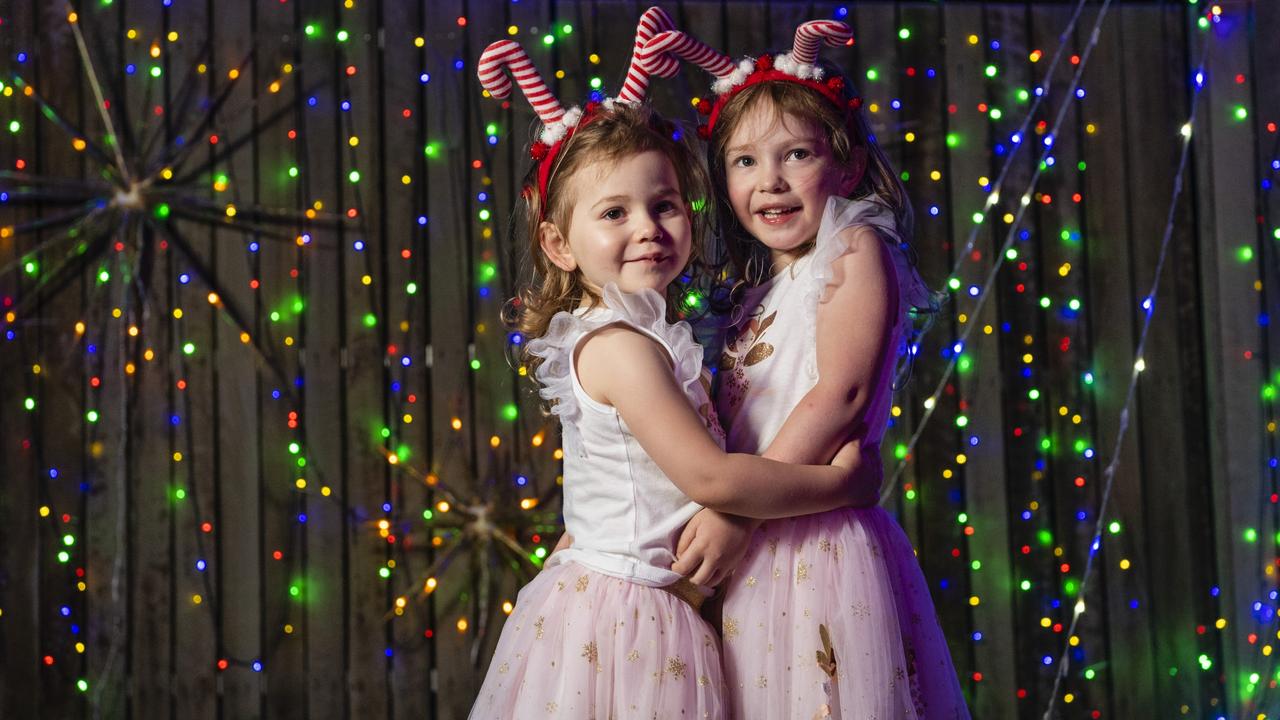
[721, 506, 970, 719]
[470, 561, 727, 718]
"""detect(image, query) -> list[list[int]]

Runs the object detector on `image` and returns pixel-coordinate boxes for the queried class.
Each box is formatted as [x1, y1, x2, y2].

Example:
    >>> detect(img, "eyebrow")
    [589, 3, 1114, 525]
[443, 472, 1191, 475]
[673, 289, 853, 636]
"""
[726, 135, 823, 156]
[591, 186, 680, 209]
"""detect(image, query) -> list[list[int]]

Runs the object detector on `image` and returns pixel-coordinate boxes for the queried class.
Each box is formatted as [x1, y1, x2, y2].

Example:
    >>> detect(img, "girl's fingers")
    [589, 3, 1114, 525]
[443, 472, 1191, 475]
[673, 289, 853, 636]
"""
[675, 518, 700, 556]
[687, 559, 713, 587]
[672, 546, 702, 575]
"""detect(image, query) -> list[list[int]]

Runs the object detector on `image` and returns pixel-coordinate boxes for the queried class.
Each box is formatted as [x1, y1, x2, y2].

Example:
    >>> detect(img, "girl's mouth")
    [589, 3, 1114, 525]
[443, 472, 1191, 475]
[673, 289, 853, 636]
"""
[758, 206, 800, 224]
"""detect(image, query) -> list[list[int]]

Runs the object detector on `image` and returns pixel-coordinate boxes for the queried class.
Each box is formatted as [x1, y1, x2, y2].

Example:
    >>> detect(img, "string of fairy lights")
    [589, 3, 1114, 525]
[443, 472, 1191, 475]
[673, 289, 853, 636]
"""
[1253, 119, 1280, 713]
[882, 0, 1112, 497]
[2, 1, 1277, 716]
[1040, 12, 1211, 718]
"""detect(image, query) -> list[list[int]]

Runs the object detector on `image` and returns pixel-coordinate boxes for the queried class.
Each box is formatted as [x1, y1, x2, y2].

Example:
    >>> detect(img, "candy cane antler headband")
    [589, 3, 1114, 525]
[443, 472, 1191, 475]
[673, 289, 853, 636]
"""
[478, 7, 677, 219]
[638, 19, 861, 137]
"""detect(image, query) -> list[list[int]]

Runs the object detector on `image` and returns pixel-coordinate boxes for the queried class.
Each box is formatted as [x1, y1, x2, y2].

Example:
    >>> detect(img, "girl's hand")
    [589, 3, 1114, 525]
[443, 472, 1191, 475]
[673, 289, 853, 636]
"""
[672, 509, 760, 587]
[831, 438, 884, 507]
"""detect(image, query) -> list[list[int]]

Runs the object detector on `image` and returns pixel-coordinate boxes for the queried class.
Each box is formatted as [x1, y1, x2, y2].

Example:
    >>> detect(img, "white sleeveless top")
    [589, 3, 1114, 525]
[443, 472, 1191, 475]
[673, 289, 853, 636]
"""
[527, 284, 725, 587]
[716, 196, 921, 454]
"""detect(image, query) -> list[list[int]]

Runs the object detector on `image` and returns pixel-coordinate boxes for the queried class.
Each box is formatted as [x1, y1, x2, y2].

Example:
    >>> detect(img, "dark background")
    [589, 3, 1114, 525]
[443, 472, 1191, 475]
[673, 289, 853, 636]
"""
[2, 0, 1278, 717]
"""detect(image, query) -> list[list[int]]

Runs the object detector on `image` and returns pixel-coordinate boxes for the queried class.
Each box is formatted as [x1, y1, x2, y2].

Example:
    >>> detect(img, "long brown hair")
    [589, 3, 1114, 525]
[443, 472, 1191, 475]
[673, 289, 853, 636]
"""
[708, 71, 913, 288]
[504, 102, 711, 375]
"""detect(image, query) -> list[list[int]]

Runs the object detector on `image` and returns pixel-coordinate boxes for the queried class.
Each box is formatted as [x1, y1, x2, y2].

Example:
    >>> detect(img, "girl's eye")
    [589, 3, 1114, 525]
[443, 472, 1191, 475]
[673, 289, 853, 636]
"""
[789, 148, 811, 160]
[655, 200, 678, 214]
[732, 156, 755, 168]
[603, 208, 625, 221]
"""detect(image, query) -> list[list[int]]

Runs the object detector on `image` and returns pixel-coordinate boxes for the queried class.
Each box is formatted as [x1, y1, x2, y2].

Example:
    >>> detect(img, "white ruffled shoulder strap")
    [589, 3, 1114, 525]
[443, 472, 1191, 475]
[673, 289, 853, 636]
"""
[798, 195, 934, 377]
[524, 284, 705, 426]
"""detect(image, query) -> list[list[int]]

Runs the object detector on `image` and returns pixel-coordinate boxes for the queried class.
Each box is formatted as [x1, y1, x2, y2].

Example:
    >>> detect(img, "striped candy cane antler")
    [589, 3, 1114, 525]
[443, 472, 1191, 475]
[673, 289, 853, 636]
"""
[616, 7, 679, 104]
[477, 40, 568, 138]
[789, 20, 854, 66]
[638, 30, 739, 93]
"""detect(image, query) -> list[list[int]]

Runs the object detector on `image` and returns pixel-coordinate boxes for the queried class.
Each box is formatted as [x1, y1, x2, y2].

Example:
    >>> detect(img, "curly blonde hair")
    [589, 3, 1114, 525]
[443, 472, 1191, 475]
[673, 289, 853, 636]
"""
[505, 102, 711, 375]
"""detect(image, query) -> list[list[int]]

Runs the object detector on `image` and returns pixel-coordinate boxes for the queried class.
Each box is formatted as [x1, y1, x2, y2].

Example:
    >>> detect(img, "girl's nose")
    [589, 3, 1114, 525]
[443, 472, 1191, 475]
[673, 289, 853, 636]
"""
[757, 166, 787, 193]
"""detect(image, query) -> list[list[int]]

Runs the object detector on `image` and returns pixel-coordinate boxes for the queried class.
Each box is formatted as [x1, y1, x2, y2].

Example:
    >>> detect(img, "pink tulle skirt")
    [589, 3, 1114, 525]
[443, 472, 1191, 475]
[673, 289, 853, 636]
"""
[721, 507, 970, 720]
[470, 561, 727, 719]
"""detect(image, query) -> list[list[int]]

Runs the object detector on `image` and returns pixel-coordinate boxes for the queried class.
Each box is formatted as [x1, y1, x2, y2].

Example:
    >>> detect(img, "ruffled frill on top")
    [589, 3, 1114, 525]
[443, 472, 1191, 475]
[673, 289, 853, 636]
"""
[524, 283, 705, 437]
[799, 195, 934, 378]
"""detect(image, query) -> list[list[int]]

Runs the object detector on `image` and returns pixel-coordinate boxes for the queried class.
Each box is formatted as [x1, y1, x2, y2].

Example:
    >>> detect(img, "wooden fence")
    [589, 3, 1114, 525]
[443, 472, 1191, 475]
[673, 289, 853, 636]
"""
[2, 1, 1278, 717]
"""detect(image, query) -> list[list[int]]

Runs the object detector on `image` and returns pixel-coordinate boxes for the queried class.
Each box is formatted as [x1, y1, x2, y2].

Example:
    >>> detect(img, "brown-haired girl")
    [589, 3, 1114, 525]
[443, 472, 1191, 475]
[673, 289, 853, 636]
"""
[638, 20, 970, 719]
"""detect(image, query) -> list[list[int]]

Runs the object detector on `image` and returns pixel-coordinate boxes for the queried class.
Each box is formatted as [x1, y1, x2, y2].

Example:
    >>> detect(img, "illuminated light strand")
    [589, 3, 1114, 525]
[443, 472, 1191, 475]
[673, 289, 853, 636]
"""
[1040, 24, 1212, 720]
[940, 0, 1094, 287]
[885, 0, 1116, 495]
[67, 12, 130, 179]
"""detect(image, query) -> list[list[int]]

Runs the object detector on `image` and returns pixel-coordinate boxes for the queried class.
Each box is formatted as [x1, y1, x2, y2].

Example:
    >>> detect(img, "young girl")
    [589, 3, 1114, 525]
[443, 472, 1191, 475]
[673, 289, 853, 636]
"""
[470, 16, 879, 717]
[638, 21, 971, 718]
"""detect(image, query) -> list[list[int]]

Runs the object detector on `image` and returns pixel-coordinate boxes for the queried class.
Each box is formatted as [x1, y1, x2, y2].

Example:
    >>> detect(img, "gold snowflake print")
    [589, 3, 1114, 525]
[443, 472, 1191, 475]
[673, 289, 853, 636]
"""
[626, 650, 641, 662]
[498, 663, 509, 674]
[575, 574, 590, 592]
[545, 701, 558, 713]
[534, 616, 545, 640]
[745, 576, 758, 587]
[818, 538, 832, 552]
[723, 617, 740, 641]
[756, 675, 768, 688]
[666, 656, 688, 680]
[582, 641, 599, 665]
[796, 559, 810, 584]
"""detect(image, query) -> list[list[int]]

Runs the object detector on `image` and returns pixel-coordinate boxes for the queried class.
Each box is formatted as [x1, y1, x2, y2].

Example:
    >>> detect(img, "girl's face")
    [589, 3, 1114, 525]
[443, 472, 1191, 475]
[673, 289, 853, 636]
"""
[541, 150, 692, 298]
[722, 101, 861, 267]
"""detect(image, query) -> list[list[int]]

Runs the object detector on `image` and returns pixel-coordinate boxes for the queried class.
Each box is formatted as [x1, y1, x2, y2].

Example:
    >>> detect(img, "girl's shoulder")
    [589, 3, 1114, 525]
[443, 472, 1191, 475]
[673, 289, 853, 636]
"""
[811, 195, 902, 285]
[524, 284, 705, 423]
[811, 196, 935, 313]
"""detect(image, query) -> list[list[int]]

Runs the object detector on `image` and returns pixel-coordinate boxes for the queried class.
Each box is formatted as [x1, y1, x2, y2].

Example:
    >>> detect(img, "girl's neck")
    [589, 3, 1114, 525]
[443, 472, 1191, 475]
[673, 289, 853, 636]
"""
[767, 242, 814, 278]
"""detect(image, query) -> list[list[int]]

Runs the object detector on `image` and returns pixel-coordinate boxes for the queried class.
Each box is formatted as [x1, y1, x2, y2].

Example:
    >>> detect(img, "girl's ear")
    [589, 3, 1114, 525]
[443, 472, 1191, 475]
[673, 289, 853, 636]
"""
[839, 146, 869, 196]
[539, 221, 577, 272]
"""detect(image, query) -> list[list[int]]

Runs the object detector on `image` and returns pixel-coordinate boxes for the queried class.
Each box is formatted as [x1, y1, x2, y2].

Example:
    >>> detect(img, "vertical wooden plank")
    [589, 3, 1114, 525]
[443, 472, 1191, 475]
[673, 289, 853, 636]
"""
[1024, 4, 1112, 716]
[933, 2, 1011, 714]
[1125, 4, 1215, 716]
[1244, 0, 1280, 710]
[1, 3, 46, 715]
[200, 0, 267, 715]
[1077, 5, 1157, 718]
[922, 0, 981, 696]
[314, 0, 389, 715]
[294, 2, 350, 719]
[1198, 1, 1267, 717]
[29, 3, 96, 717]
[378, 2, 432, 717]
[260, 0, 310, 715]
[422, 0, 479, 715]
[71, 14, 132, 718]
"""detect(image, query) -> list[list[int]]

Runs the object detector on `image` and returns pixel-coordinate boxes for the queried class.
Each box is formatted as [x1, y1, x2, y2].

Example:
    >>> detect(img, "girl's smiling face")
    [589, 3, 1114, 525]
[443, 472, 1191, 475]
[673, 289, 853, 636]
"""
[540, 150, 692, 297]
[722, 100, 863, 268]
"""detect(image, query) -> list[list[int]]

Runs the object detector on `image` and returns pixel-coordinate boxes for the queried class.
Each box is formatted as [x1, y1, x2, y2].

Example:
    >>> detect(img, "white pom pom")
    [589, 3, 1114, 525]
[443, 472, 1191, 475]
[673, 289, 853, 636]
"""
[539, 106, 583, 143]
[774, 52, 824, 81]
[712, 57, 755, 95]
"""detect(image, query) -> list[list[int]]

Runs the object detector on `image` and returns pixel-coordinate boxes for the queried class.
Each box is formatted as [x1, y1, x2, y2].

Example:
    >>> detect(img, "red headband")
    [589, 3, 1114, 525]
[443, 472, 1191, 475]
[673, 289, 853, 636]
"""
[701, 56, 862, 137]
[636, 20, 862, 139]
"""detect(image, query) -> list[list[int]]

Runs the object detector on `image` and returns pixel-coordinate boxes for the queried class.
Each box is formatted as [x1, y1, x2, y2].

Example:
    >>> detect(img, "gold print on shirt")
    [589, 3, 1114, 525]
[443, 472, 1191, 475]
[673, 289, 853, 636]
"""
[719, 310, 777, 416]
[720, 311, 777, 371]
